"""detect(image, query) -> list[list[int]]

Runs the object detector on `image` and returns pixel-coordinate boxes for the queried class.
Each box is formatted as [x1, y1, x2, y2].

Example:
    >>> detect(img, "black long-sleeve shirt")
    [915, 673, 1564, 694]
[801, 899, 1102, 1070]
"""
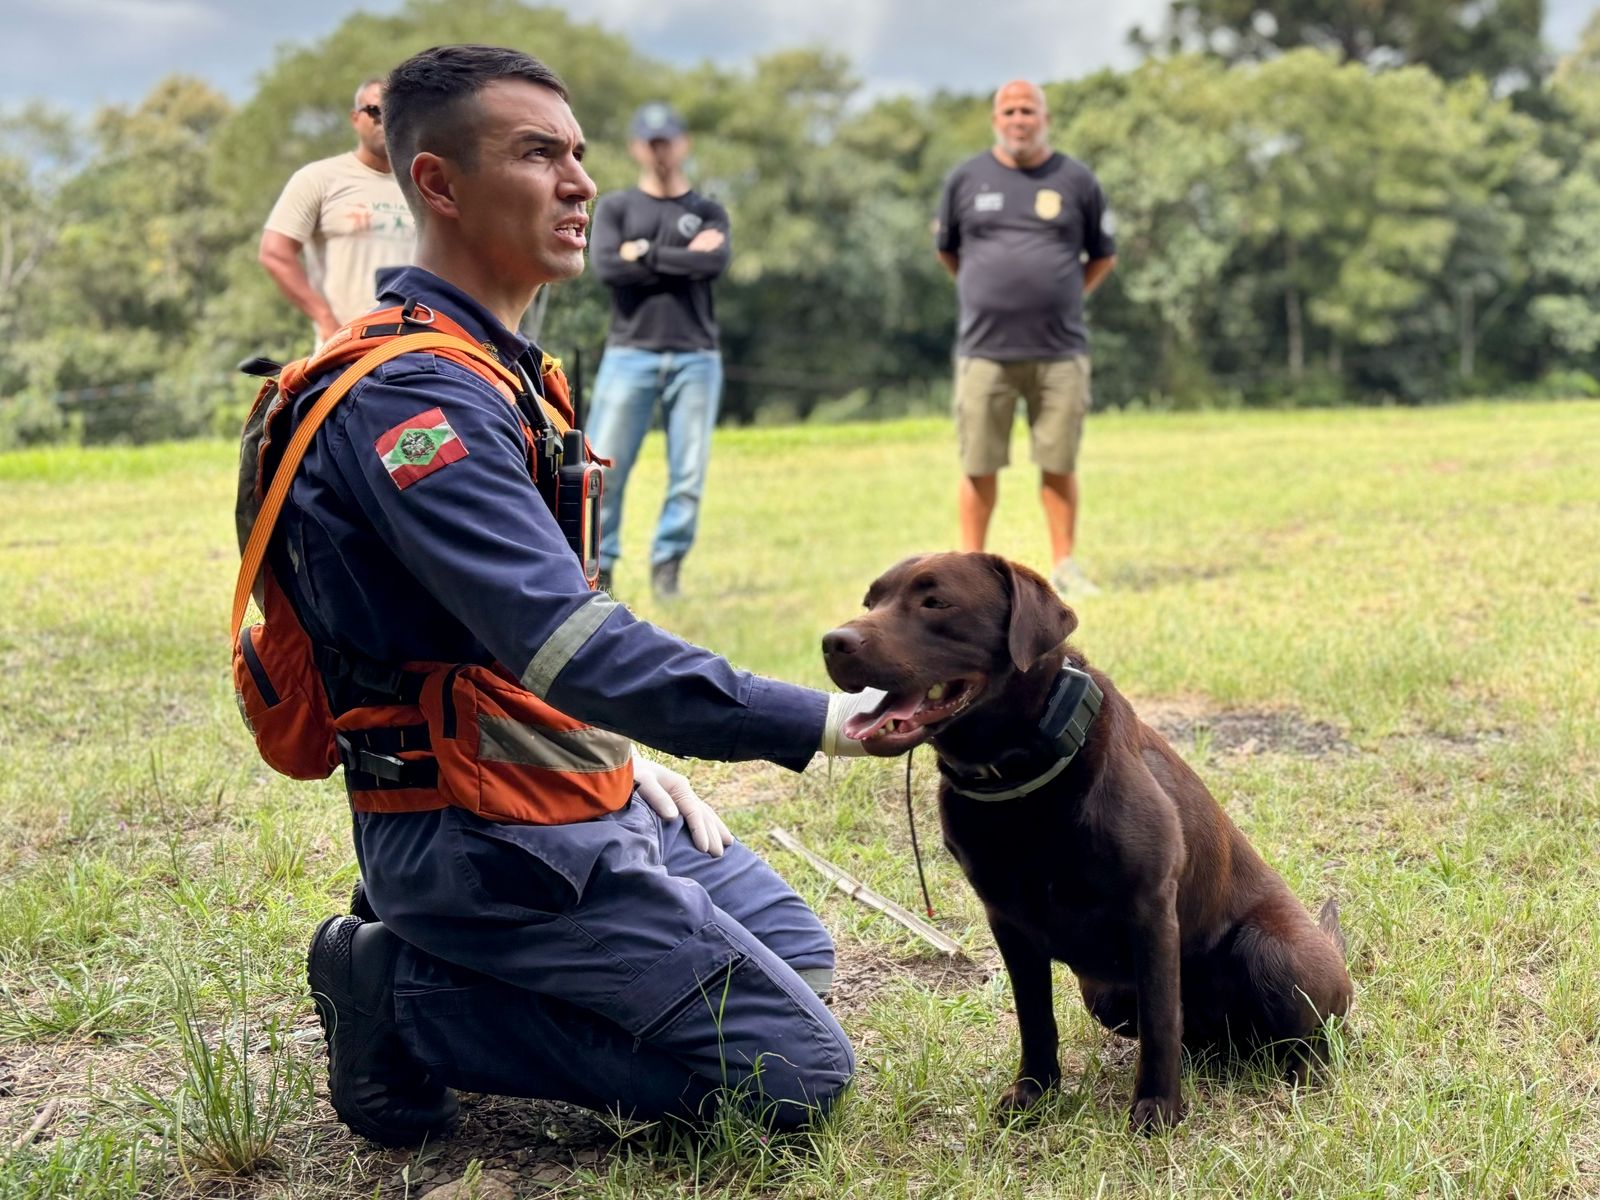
[590, 188, 730, 352]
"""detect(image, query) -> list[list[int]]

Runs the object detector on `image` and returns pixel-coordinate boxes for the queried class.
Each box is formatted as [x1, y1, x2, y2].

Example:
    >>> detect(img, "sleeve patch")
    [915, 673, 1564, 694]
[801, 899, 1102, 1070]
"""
[375, 407, 468, 489]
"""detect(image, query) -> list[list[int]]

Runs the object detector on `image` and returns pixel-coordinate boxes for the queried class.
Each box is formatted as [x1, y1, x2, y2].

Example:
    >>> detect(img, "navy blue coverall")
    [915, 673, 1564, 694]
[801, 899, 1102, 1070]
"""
[275, 267, 853, 1126]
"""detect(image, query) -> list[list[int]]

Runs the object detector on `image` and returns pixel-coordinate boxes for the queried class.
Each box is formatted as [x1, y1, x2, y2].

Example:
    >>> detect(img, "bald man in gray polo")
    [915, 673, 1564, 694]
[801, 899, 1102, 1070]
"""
[935, 79, 1116, 597]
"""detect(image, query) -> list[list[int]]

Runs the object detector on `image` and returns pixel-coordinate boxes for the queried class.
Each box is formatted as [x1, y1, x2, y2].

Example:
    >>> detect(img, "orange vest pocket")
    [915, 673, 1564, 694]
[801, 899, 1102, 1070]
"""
[232, 621, 339, 780]
[420, 664, 634, 825]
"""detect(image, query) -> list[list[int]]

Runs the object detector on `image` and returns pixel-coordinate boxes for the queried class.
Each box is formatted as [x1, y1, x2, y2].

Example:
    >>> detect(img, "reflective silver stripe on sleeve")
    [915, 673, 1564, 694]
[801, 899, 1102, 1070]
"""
[478, 717, 632, 773]
[520, 594, 621, 697]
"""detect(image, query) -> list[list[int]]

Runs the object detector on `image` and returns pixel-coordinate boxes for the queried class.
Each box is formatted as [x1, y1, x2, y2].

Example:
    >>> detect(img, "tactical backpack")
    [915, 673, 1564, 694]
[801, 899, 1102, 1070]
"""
[230, 303, 633, 823]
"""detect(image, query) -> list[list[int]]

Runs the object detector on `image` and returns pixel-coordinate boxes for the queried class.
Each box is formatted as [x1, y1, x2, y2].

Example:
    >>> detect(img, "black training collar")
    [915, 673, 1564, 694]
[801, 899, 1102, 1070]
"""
[935, 665, 1103, 801]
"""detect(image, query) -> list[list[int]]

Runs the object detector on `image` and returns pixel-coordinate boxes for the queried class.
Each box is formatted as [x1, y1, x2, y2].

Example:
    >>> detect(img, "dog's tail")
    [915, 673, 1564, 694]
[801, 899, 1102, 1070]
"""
[1318, 898, 1347, 959]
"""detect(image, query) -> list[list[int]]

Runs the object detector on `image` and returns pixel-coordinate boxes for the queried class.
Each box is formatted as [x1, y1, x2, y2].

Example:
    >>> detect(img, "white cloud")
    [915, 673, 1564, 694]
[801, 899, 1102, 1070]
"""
[24, 0, 223, 42]
[2, 0, 1588, 114]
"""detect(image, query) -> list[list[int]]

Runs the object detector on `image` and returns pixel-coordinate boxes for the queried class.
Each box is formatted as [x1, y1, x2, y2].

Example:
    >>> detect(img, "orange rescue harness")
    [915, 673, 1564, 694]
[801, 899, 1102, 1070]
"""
[230, 303, 633, 824]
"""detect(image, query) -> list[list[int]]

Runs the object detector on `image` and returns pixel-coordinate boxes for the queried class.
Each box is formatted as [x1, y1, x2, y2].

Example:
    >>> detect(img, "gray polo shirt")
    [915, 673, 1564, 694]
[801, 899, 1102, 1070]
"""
[935, 150, 1115, 361]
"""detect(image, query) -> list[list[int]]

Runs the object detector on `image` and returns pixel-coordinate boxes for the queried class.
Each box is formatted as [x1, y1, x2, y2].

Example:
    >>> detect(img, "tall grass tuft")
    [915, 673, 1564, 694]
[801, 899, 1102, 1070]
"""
[126, 953, 312, 1178]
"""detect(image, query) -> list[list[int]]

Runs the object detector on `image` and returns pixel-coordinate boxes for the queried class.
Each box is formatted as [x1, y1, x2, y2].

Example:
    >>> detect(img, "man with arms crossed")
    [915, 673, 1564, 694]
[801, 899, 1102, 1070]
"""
[588, 102, 730, 598]
[289, 46, 877, 1145]
[935, 80, 1117, 597]
[259, 78, 415, 344]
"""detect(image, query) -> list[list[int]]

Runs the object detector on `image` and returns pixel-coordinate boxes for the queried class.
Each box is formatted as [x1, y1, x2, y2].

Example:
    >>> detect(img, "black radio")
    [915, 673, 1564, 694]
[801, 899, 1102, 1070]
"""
[557, 429, 604, 589]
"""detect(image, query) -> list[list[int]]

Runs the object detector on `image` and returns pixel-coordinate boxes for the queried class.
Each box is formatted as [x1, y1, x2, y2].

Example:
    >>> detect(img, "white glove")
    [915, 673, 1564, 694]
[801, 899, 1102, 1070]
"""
[632, 750, 734, 857]
[821, 688, 888, 757]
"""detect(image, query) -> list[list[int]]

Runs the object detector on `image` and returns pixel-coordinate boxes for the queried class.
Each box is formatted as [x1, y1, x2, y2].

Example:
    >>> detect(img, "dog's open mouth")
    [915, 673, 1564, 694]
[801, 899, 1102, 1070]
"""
[843, 676, 981, 751]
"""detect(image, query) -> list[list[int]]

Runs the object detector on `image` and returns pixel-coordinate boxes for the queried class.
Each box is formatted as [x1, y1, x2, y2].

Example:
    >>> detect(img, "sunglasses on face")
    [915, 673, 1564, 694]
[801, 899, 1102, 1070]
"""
[356, 104, 382, 122]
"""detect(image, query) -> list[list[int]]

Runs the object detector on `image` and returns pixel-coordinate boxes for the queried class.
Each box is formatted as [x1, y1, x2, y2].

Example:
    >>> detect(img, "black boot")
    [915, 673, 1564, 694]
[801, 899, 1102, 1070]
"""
[307, 915, 459, 1146]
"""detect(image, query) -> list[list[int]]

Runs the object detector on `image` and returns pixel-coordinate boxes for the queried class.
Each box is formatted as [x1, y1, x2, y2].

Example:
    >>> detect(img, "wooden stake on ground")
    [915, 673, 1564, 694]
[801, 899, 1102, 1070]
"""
[12, 1099, 59, 1150]
[768, 827, 964, 958]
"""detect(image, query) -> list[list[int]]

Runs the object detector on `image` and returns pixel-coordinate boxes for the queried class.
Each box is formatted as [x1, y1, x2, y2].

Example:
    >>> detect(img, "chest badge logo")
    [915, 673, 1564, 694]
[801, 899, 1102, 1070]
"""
[1034, 188, 1062, 220]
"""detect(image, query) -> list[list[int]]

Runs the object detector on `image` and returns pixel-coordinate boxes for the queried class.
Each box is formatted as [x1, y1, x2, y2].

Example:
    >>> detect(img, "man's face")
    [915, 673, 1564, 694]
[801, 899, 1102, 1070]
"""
[351, 84, 388, 161]
[991, 84, 1048, 162]
[629, 134, 689, 175]
[448, 79, 596, 286]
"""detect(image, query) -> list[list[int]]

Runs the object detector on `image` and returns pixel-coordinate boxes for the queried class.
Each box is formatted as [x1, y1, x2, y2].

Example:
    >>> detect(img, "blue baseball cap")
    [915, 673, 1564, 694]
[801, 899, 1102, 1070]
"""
[630, 102, 687, 141]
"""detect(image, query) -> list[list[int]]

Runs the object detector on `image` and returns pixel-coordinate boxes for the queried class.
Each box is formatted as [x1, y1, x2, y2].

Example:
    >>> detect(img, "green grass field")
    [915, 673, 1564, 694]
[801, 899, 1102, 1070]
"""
[1, 401, 1597, 1198]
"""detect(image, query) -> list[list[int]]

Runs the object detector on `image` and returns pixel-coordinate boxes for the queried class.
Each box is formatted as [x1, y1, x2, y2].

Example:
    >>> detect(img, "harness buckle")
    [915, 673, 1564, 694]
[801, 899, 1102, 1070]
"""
[335, 733, 409, 784]
[357, 750, 408, 783]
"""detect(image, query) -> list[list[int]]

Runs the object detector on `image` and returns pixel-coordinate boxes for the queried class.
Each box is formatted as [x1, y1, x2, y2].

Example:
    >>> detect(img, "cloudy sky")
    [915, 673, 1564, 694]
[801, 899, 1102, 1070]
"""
[3, 0, 1596, 115]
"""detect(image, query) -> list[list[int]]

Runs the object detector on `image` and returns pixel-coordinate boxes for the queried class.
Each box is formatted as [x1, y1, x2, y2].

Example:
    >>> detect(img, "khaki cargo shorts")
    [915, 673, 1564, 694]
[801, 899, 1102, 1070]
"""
[953, 355, 1091, 476]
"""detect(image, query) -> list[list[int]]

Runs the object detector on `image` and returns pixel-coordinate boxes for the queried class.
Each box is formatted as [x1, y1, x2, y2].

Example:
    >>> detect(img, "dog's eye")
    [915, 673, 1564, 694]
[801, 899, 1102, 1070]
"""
[921, 596, 950, 609]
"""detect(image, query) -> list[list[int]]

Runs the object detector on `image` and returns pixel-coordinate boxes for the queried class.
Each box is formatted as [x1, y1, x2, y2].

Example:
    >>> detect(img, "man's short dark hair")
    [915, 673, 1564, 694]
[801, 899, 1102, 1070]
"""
[383, 45, 568, 217]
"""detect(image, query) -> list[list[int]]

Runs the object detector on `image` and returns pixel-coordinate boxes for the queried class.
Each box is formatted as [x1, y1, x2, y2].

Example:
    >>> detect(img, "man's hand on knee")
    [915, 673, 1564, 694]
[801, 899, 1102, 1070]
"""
[632, 750, 734, 857]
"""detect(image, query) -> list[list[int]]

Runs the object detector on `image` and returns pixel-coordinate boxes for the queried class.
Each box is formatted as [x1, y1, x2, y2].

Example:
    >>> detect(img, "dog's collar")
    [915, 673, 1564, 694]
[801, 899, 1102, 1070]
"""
[935, 665, 1102, 801]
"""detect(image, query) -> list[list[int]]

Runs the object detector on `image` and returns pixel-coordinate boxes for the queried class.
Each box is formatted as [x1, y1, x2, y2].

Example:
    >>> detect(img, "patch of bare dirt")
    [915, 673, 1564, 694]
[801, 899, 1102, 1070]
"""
[1135, 697, 1354, 759]
[827, 938, 995, 1020]
[1107, 561, 1237, 592]
[349, 1095, 620, 1198]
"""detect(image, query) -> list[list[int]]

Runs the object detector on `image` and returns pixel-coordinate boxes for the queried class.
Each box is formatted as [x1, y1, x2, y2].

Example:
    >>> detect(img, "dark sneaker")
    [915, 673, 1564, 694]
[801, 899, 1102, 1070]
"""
[307, 915, 459, 1146]
[651, 557, 682, 598]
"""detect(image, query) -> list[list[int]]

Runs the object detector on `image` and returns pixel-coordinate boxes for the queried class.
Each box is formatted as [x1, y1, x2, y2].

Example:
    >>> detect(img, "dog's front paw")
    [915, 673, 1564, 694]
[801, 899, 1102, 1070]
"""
[1128, 1094, 1183, 1133]
[996, 1074, 1055, 1114]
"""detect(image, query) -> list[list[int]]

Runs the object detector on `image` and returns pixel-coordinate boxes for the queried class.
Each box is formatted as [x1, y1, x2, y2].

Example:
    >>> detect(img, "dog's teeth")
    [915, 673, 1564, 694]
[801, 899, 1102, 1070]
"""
[883, 720, 897, 734]
[926, 683, 946, 701]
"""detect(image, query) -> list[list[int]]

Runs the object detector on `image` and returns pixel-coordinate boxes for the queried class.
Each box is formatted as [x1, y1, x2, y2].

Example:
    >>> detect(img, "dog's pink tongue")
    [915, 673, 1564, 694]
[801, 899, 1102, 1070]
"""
[843, 692, 922, 740]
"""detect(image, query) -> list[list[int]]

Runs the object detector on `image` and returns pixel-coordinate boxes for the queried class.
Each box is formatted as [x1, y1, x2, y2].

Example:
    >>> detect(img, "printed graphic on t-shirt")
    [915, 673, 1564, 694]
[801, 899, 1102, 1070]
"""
[975, 191, 1004, 213]
[1034, 188, 1062, 220]
[264, 152, 416, 327]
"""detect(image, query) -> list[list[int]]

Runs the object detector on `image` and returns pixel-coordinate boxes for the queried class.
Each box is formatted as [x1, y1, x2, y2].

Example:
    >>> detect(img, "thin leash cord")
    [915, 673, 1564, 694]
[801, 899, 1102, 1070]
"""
[905, 749, 935, 919]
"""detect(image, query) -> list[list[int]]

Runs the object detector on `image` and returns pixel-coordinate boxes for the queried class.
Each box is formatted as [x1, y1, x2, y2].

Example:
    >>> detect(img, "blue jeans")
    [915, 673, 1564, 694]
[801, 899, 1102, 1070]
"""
[587, 347, 723, 570]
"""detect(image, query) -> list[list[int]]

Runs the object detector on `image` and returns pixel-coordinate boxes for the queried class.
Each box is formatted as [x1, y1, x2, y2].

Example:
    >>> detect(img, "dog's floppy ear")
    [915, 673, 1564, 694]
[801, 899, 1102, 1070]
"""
[995, 557, 1078, 671]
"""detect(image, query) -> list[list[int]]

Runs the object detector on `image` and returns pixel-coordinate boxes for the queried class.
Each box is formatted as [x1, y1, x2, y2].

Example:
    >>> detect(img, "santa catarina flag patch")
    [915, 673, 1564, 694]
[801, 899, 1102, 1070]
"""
[375, 408, 467, 488]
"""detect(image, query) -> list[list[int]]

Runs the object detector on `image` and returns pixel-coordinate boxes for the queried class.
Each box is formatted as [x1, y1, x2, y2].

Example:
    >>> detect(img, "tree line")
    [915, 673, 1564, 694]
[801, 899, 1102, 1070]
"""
[3, 0, 1598, 445]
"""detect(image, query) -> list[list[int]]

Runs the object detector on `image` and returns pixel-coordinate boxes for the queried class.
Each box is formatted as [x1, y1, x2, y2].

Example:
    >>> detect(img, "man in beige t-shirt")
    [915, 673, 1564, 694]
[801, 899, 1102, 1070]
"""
[259, 78, 415, 343]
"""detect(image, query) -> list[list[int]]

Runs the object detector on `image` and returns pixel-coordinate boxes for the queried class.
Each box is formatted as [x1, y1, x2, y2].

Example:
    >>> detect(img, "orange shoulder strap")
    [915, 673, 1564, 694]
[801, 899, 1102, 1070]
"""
[231, 332, 514, 637]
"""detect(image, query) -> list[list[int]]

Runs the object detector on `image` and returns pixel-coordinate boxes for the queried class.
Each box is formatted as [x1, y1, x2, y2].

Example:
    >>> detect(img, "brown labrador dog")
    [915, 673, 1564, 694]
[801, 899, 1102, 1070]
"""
[822, 552, 1352, 1131]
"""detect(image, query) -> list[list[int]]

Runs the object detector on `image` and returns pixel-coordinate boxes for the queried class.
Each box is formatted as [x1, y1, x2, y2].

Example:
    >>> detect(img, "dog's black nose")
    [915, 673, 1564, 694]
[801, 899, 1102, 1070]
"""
[821, 627, 863, 657]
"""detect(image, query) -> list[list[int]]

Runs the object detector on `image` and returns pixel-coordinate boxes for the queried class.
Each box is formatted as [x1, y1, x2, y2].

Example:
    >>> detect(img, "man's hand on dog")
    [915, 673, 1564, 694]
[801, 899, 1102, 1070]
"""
[632, 751, 734, 857]
[822, 688, 888, 757]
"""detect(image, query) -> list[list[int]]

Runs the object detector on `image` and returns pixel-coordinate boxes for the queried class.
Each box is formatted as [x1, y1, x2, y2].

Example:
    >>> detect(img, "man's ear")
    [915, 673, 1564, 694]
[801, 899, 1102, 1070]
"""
[994, 556, 1077, 671]
[410, 152, 457, 221]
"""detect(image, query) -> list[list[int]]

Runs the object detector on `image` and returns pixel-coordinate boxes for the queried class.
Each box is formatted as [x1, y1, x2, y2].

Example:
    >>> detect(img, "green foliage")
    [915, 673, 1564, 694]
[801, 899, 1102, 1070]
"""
[1134, 0, 1546, 83]
[0, 1, 1597, 440]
